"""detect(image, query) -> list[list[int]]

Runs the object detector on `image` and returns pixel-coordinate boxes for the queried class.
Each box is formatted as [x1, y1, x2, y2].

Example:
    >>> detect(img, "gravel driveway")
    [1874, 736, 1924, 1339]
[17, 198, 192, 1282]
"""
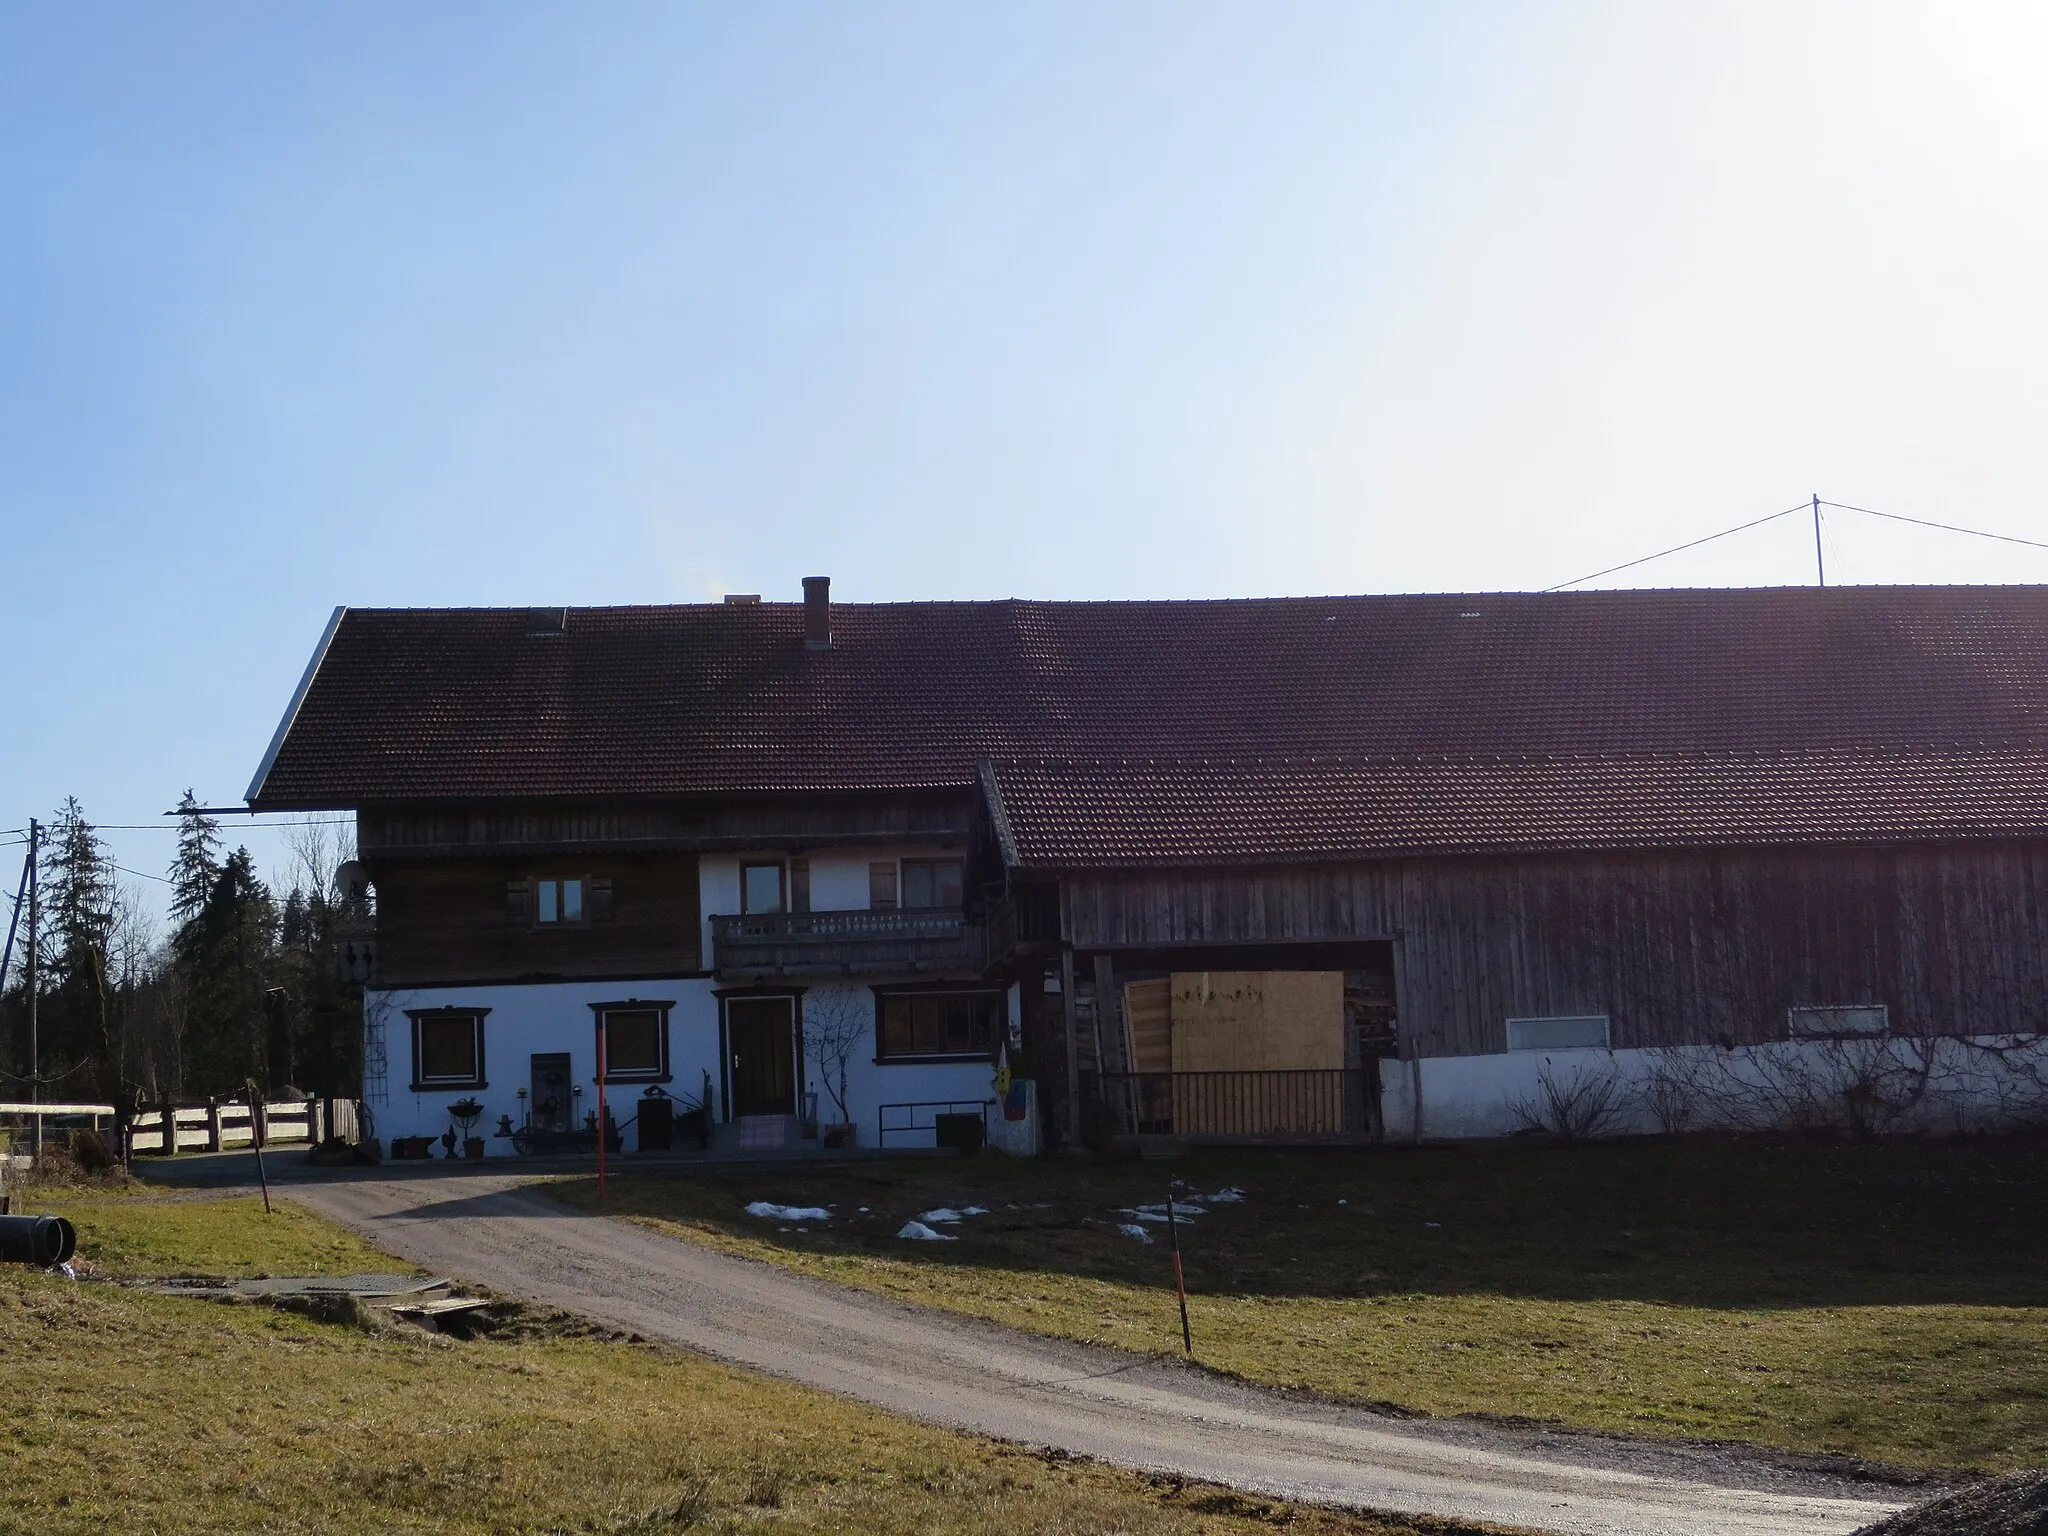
[253, 1163, 1923, 1536]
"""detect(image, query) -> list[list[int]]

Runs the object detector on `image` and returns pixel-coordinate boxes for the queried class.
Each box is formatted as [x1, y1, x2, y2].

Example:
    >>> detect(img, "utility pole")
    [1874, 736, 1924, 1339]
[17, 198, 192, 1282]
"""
[25, 818, 38, 1160]
[1813, 494, 1826, 587]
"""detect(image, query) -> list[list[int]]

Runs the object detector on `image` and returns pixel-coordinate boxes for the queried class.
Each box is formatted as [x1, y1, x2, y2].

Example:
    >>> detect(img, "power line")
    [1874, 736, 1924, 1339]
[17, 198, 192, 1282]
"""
[1819, 500, 2048, 554]
[93, 819, 352, 832]
[1543, 501, 1812, 591]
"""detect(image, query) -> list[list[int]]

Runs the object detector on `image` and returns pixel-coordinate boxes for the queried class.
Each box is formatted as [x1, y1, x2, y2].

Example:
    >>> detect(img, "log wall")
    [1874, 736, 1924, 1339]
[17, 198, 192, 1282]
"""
[1060, 842, 2048, 1057]
[373, 852, 703, 986]
[360, 791, 974, 857]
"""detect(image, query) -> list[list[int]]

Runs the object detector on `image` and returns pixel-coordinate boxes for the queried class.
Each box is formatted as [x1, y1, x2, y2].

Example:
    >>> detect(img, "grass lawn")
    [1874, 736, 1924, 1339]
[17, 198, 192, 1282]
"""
[1, 1189, 1491, 1536]
[552, 1135, 2048, 1475]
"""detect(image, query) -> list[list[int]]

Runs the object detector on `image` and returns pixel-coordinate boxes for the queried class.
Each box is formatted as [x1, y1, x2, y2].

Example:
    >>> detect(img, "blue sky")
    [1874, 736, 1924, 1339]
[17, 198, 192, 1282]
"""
[4, 2, 2047, 915]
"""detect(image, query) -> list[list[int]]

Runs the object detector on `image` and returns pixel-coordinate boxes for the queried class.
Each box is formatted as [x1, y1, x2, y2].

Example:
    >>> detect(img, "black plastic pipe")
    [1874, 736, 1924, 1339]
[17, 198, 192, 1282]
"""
[0, 1214, 77, 1266]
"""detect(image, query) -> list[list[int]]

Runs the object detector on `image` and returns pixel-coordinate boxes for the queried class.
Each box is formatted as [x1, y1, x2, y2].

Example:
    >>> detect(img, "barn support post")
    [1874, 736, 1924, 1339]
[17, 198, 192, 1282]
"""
[1392, 932, 1423, 1144]
[1060, 946, 1081, 1154]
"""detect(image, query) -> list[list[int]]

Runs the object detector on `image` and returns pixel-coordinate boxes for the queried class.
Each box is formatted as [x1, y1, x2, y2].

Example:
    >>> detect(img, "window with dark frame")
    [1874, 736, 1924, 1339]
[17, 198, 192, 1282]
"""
[741, 862, 785, 914]
[510, 877, 610, 927]
[410, 1009, 487, 1088]
[876, 989, 1005, 1061]
[537, 877, 584, 924]
[594, 1004, 670, 1081]
[900, 858, 964, 909]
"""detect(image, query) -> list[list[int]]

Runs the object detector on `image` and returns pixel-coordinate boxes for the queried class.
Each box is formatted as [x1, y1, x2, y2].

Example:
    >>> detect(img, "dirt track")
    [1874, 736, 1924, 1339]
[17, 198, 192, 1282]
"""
[255, 1164, 1921, 1536]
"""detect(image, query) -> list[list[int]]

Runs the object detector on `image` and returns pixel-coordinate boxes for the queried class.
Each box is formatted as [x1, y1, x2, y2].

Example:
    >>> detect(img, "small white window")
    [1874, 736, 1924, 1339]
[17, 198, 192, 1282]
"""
[1788, 1005, 1887, 1039]
[536, 878, 585, 925]
[1507, 1015, 1610, 1051]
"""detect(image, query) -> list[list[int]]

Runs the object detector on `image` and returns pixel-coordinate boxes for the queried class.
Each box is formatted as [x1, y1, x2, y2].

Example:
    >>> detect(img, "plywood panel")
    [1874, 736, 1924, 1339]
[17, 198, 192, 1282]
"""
[1124, 979, 1172, 1072]
[1169, 971, 1342, 1071]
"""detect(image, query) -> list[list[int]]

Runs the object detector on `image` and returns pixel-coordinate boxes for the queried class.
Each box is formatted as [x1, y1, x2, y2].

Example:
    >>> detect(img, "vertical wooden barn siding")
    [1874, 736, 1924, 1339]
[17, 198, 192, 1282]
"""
[1059, 842, 2048, 1057]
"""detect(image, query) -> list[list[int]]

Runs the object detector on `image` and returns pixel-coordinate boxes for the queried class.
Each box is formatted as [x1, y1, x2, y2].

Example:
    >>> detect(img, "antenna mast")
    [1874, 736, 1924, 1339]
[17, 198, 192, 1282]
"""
[1812, 494, 1826, 587]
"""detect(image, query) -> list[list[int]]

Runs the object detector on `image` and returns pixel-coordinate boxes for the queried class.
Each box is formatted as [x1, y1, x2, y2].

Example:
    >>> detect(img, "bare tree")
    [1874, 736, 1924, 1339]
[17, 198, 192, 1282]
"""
[803, 987, 869, 1128]
[1506, 1060, 1633, 1143]
[280, 817, 356, 904]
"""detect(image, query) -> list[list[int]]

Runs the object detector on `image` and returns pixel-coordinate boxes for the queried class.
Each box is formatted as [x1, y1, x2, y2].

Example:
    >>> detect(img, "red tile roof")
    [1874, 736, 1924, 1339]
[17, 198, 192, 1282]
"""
[980, 751, 2048, 868]
[249, 587, 2048, 861]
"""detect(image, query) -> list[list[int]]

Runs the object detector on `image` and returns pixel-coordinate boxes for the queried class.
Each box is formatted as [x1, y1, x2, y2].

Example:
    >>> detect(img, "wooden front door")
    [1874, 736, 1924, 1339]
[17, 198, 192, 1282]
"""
[727, 997, 797, 1117]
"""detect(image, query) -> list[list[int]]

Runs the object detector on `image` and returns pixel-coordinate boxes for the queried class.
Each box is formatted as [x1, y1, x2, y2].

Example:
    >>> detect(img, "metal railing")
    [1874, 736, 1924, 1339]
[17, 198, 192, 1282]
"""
[1082, 1069, 1376, 1143]
[877, 1098, 995, 1150]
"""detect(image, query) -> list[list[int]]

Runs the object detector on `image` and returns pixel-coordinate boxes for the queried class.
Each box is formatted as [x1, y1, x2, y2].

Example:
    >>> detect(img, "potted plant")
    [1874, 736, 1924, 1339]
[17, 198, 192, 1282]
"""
[449, 1097, 486, 1160]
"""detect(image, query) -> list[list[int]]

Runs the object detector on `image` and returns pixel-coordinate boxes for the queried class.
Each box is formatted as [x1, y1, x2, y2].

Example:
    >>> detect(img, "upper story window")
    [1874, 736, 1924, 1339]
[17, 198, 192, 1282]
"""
[407, 1007, 488, 1089]
[869, 857, 964, 911]
[902, 858, 964, 910]
[505, 876, 613, 927]
[741, 862, 785, 914]
[539, 878, 583, 924]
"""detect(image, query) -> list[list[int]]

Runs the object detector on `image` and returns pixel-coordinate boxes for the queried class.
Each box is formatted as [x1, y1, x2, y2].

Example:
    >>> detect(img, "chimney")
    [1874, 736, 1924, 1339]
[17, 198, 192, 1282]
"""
[803, 576, 832, 650]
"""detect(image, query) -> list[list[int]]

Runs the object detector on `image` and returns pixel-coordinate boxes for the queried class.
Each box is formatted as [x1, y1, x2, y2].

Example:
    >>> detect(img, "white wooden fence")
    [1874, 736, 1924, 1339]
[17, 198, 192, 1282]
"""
[125, 1098, 361, 1156]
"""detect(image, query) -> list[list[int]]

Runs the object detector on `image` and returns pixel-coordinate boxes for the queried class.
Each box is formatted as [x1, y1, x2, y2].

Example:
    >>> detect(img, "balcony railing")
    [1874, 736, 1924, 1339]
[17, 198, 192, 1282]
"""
[1082, 1069, 1378, 1144]
[710, 908, 986, 980]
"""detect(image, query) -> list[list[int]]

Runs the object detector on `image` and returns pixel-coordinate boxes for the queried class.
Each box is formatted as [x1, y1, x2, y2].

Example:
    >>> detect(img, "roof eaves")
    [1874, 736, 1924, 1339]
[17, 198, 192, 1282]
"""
[245, 605, 347, 807]
[977, 758, 1023, 869]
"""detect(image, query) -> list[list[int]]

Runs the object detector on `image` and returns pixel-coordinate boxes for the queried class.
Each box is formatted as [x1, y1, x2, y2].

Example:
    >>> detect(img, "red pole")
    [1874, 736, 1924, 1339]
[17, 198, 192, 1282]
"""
[596, 1016, 607, 1201]
[1166, 1185, 1192, 1354]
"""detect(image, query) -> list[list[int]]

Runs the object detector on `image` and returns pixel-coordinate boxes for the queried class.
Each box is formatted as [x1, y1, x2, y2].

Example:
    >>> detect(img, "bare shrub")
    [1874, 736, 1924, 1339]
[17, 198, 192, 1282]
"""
[803, 987, 868, 1128]
[1637, 1046, 1715, 1135]
[1506, 1061, 1632, 1143]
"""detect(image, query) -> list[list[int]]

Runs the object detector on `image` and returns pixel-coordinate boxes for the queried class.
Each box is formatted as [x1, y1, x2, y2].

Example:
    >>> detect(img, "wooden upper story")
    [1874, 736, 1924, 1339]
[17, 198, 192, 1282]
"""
[359, 790, 992, 988]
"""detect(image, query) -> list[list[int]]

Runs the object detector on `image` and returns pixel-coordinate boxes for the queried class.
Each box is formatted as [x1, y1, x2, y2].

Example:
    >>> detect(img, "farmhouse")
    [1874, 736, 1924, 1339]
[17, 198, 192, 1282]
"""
[247, 581, 2048, 1153]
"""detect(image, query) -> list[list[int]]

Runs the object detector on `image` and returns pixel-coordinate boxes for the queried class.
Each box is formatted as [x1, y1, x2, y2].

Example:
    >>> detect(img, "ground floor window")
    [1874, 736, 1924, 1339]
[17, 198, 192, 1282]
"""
[593, 1000, 672, 1082]
[875, 988, 1005, 1061]
[408, 1008, 488, 1089]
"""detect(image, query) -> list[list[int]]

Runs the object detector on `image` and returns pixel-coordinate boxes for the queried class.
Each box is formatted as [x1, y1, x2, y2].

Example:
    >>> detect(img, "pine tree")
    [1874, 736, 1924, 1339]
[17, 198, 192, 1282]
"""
[38, 799, 120, 1097]
[181, 847, 281, 1093]
[169, 790, 221, 930]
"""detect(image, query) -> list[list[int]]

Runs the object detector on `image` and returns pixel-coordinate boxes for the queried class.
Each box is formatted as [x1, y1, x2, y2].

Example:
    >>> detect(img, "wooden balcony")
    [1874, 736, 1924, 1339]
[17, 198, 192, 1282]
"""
[710, 908, 987, 980]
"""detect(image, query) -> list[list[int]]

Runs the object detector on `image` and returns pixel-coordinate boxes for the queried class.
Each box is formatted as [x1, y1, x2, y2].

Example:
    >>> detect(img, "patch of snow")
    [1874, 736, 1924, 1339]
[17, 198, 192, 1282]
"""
[1119, 1200, 1207, 1224]
[1204, 1187, 1247, 1203]
[745, 1201, 831, 1222]
[1117, 1223, 1155, 1244]
[897, 1221, 958, 1242]
[916, 1205, 990, 1225]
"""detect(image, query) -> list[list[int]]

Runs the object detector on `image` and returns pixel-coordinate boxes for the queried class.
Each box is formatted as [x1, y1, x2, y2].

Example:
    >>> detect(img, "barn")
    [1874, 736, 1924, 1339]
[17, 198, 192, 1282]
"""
[248, 582, 2048, 1152]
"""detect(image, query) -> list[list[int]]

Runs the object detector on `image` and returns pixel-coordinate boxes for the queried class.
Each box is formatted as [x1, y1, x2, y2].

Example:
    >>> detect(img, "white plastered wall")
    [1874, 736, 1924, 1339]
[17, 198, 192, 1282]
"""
[1379, 1035, 2048, 1142]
